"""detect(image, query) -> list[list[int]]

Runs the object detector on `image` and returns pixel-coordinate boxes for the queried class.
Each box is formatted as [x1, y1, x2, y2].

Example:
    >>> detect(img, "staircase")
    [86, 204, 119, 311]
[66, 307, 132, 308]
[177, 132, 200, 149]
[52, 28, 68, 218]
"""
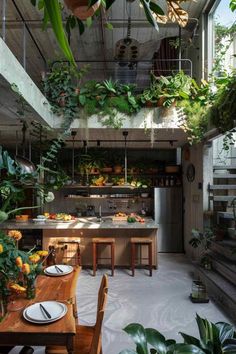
[195, 165, 236, 322]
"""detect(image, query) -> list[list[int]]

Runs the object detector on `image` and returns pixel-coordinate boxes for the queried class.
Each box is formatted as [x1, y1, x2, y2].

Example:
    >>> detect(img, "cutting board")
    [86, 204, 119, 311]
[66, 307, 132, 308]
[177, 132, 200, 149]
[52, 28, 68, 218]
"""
[112, 216, 127, 221]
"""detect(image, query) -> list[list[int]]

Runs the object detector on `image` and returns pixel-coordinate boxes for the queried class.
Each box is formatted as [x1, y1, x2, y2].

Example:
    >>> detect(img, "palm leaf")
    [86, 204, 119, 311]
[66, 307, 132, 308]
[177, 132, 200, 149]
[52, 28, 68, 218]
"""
[43, 0, 76, 66]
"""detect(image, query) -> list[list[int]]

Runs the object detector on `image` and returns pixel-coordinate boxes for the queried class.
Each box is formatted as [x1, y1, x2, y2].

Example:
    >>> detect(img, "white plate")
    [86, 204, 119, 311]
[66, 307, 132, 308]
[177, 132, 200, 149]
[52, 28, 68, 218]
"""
[44, 264, 73, 276]
[23, 301, 67, 324]
[32, 218, 46, 223]
[45, 219, 73, 223]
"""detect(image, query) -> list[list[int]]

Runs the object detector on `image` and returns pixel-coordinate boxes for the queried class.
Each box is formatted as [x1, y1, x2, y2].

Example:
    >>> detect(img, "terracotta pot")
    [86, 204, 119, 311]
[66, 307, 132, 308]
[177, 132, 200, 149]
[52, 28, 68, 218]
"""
[101, 167, 113, 173]
[145, 101, 153, 108]
[157, 96, 165, 107]
[113, 165, 122, 174]
[64, 0, 100, 20]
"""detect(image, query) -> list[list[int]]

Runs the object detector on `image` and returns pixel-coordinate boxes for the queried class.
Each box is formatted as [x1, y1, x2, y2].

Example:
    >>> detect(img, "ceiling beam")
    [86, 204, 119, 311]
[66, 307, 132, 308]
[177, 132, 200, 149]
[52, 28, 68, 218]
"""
[0, 37, 55, 128]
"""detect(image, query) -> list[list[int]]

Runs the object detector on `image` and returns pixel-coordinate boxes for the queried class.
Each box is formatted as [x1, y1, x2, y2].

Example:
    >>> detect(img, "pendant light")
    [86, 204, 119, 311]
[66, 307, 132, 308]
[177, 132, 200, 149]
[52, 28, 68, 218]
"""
[113, 131, 134, 189]
[123, 131, 128, 185]
[71, 130, 77, 184]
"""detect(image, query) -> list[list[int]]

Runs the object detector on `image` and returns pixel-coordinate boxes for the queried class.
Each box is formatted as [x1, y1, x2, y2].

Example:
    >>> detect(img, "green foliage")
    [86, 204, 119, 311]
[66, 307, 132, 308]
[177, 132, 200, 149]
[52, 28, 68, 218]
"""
[209, 73, 236, 150]
[30, 0, 75, 65]
[119, 315, 236, 354]
[189, 228, 214, 268]
[189, 228, 214, 250]
[77, 79, 140, 128]
[141, 71, 193, 108]
[230, 0, 236, 11]
[30, 0, 193, 66]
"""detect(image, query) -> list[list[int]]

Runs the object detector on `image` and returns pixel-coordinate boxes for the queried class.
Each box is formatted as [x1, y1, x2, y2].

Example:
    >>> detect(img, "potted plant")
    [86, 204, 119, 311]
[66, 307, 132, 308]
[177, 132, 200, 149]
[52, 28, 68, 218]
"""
[228, 197, 236, 240]
[189, 228, 214, 270]
[119, 314, 236, 354]
[30, 1, 191, 66]
[64, 0, 101, 20]
[140, 71, 193, 108]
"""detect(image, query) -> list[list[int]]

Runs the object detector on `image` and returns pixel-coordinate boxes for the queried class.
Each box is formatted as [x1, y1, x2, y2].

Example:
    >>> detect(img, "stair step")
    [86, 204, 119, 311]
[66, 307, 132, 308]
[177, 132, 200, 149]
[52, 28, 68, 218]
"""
[210, 240, 236, 262]
[209, 185, 236, 190]
[214, 166, 236, 170]
[217, 211, 233, 220]
[194, 265, 236, 322]
[211, 196, 236, 202]
[214, 174, 236, 179]
[209, 253, 236, 286]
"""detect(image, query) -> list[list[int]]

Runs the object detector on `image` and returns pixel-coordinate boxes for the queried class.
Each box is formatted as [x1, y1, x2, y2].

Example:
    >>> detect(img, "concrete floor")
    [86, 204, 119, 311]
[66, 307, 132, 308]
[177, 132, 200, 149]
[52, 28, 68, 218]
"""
[10, 254, 234, 354]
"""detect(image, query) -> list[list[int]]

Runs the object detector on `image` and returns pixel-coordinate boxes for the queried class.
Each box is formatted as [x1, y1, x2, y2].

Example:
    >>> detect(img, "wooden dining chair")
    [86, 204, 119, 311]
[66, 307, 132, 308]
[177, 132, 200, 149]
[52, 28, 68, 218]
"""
[46, 274, 108, 354]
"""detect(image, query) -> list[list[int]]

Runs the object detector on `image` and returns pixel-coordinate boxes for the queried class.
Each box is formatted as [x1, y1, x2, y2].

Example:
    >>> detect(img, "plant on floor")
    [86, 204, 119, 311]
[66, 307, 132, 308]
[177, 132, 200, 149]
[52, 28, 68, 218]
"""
[189, 228, 215, 269]
[119, 314, 236, 354]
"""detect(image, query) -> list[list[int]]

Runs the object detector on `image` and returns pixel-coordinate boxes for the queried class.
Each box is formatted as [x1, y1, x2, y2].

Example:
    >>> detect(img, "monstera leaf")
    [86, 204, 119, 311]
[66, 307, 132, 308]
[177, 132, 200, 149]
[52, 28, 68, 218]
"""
[167, 1, 188, 27]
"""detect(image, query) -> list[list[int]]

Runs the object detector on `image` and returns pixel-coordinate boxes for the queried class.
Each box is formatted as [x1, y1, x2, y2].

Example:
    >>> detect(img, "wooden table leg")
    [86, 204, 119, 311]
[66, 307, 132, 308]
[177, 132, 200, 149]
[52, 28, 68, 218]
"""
[66, 336, 74, 354]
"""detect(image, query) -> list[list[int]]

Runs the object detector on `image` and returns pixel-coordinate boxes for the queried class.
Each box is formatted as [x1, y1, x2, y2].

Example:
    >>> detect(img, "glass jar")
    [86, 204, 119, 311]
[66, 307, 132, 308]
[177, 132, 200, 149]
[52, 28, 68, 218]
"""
[26, 278, 36, 300]
[191, 280, 207, 300]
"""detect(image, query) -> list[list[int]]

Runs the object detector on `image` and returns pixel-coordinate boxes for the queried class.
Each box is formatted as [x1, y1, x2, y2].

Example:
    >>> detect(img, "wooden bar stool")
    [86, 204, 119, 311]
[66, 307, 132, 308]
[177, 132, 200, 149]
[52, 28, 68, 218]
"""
[92, 238, 115, 276]
[130, 237, 153, 276]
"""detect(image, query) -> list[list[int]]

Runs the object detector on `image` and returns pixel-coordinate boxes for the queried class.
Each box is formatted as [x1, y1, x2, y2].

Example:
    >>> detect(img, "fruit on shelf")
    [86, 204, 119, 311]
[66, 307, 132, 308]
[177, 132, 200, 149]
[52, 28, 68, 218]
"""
[48, 213, 75, 221]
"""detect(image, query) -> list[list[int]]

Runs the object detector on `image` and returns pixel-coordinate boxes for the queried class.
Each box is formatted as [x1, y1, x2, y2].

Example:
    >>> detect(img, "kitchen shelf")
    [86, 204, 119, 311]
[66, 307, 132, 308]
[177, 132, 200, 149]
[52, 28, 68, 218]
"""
[65, 196, 152, 199]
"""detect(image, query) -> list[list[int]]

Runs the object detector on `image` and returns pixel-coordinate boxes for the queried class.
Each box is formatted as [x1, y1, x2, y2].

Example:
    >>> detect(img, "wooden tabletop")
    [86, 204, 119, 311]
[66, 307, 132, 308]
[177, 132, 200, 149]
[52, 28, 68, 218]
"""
[0, 266, 81, 352]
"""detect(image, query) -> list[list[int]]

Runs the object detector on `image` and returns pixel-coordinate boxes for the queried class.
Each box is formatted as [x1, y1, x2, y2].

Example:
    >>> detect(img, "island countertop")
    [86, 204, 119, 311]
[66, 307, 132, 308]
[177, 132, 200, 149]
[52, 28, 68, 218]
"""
[1, 217, 158, 230]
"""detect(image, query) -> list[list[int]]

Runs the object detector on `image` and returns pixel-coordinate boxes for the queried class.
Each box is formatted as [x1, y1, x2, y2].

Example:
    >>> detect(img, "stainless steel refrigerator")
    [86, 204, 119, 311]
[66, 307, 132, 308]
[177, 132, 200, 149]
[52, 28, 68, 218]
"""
[154, 188, 183, 252]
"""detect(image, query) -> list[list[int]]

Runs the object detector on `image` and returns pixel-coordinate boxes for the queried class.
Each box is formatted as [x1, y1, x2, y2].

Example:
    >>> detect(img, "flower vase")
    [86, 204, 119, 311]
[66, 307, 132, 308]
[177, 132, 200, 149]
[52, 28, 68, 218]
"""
[26, 278, 36, 300]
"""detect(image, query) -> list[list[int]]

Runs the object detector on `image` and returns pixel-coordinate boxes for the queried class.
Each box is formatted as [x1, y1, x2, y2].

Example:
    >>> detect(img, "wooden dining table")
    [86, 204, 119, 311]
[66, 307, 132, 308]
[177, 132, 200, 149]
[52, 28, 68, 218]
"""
[0, 266, 81, 354]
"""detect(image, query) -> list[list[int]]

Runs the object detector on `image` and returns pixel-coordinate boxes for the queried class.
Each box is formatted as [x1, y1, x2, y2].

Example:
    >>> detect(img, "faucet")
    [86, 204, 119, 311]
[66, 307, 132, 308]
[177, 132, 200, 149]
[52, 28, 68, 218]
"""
[97, 205, 102, 222]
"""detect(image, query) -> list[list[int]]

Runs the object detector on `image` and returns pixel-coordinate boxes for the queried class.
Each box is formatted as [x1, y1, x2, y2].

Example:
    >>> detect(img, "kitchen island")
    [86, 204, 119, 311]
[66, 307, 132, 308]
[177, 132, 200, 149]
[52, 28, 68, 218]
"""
[2, 217, 158, 268]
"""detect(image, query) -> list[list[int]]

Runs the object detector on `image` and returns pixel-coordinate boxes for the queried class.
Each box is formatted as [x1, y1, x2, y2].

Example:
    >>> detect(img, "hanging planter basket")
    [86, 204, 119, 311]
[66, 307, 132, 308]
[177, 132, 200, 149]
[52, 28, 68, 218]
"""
[64, 0, 101, 20]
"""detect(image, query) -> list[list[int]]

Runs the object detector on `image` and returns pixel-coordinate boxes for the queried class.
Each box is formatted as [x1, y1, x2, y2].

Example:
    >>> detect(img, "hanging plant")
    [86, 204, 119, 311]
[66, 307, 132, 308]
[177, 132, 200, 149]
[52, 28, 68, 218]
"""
[30, 0, 192, 65]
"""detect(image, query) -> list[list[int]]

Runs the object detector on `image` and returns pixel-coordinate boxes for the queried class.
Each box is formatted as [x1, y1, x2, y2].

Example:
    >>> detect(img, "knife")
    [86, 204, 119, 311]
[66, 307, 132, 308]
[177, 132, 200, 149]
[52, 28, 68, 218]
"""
[55, 265, 63, 273]
[39, 303, 51, 319]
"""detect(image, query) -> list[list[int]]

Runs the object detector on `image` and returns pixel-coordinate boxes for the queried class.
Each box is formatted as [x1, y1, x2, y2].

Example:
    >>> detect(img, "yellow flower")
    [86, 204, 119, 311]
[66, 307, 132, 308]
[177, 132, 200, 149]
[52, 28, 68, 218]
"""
[36, 250, 48, 257]
[8, 230, 22, 241]
[0, 244, 3, 253]
[16, 256, 23, 268]
[9, 283, 26, 294]
[29, 254, 40, 263]
[22, 263, 31, 275]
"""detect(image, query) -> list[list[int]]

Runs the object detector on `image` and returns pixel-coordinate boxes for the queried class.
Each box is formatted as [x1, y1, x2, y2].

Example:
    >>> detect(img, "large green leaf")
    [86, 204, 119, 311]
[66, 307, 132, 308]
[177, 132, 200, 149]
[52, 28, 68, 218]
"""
[43, 0, 76, 66]
[179, 332, 201, 347]
[2, 150, 16, 175]
[170, 344, 205, 353]
[215, 322, 235, 343]
[149, 2, 164, 15]
[145, 328, 166, 354]
[140, 0, 159, 32]
[222, 338, 236, 353]
[105, 0, 116, 10]
[123, 323, 148, 354]
[119, 351, 137, 354]
[230, 0, 236, 12]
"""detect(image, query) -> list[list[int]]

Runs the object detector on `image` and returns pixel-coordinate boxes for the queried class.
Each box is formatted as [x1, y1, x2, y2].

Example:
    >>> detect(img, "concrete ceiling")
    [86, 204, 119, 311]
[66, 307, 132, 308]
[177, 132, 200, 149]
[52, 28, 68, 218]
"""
[0, 0, 207, 149]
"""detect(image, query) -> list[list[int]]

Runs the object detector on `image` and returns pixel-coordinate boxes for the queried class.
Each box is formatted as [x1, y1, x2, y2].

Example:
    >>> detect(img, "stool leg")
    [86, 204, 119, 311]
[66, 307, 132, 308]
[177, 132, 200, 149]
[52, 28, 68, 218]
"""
[111, 243, 115, 276]
[93, 242, 97, 276]
[148, 243, 152, 277]
[131, 243, 135, 276]
[77, 245, 81, 266]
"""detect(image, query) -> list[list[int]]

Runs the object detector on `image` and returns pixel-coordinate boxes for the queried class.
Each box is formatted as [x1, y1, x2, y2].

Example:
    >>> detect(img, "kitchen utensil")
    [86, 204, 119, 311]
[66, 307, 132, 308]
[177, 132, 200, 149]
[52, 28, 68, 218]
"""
[23, 301, 67, 324]
[44, 264, 73, 276]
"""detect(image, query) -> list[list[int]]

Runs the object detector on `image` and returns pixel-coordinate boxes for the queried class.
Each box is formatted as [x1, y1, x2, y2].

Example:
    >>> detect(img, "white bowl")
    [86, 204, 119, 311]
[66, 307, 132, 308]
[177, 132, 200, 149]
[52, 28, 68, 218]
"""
[141, 193, 149, 198]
